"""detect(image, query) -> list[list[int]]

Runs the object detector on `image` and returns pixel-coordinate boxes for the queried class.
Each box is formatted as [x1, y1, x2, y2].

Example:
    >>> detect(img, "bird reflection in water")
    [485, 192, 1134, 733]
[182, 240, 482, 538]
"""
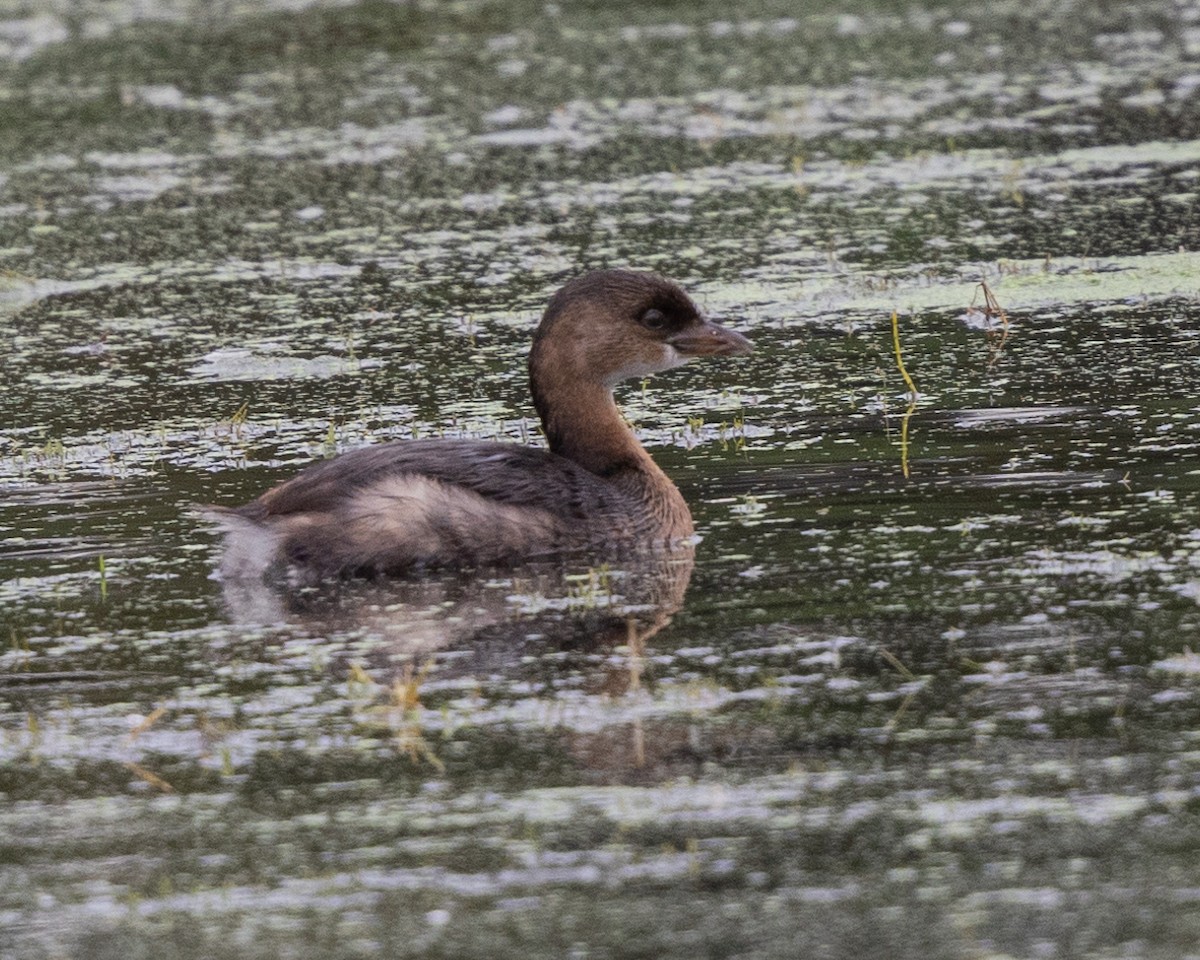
[214, 544, 697, 778]
[217, 544, 693, 657]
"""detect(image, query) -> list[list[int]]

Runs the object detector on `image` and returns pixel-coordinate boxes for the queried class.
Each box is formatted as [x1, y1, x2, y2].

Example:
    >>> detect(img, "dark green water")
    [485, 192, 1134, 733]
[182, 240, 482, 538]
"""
[4, 1, 1200, 957]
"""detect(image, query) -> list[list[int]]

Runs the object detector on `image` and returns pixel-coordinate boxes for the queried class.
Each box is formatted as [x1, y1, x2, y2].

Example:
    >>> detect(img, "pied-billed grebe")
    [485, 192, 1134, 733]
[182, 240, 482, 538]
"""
[213, 269, 752, 577]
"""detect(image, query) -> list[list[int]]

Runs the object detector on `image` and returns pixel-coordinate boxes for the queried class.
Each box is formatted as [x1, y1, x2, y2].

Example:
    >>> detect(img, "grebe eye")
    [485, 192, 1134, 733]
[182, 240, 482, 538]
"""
[640, 308, 667, 331]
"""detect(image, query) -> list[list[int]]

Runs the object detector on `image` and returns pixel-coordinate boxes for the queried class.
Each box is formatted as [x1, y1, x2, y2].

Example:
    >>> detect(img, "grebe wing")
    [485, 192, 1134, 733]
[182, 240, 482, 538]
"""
[236, 439, 631, 523]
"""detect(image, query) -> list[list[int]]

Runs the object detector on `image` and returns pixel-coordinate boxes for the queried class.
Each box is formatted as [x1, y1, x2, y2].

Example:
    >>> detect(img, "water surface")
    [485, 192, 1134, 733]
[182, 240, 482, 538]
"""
[4, 1, 1200, 957]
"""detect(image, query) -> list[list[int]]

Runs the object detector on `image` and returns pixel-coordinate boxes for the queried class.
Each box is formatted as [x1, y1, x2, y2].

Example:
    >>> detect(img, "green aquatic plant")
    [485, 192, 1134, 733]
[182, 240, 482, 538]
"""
[683, 413, 706, 449]
[348, 660, 445, 770]
[889, 310, 918, 479]
[221, 401, 251, 440]
[731, 493, 768, 523]
[565, 565, 616, 609]
[722, 410, 749, 454]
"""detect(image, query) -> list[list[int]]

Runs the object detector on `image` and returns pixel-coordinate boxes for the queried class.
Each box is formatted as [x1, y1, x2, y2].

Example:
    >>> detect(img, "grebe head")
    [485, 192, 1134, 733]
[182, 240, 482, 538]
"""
[530, 269, 752, 390]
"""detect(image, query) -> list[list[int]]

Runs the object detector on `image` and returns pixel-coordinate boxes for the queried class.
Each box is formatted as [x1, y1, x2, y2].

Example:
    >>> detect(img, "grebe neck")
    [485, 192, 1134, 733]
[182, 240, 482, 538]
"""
[532, 377, 649, 477]
[529, 375, 694, 538]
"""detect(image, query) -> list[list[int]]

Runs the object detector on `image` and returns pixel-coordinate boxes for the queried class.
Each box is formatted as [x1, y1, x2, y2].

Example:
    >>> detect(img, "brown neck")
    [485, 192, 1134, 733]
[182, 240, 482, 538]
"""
[528, 339, 694, 540]
[532, 376, 652, 477]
